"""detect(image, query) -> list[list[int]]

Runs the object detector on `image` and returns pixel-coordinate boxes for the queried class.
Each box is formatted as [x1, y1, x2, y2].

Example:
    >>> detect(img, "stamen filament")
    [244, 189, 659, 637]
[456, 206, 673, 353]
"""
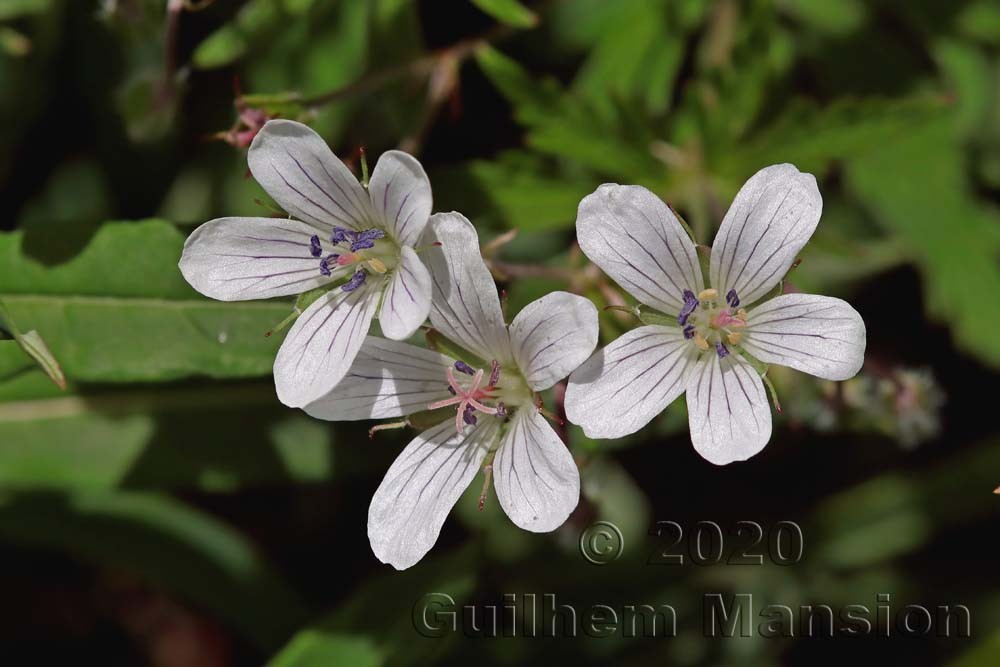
[468, 398, 498, 415]
[369, 420, 407, 439]
[479, 460, 494, 511]
[427, 395, 465, 410]
[265, 308, 301, 337]
[534, 395, 564, 426]
[761, 372, 783, 414]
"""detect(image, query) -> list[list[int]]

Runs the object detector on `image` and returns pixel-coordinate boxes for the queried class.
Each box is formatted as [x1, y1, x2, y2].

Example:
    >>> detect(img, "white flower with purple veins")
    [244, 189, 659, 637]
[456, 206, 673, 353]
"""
[306, 212, 599, 569]
[179, 119, 433, 408]
[565, 164, 867, 465]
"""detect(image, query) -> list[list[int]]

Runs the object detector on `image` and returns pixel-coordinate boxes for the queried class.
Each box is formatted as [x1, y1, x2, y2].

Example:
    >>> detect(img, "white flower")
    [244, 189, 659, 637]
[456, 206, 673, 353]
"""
[565, 164, 866, 465]
[306, 212, 599, 569]
[179, 120, 433, 408]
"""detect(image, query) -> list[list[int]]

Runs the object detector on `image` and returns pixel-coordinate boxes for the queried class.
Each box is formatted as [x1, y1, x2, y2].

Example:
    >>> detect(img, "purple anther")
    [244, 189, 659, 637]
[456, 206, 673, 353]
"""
[454, 360, 476, 376]
[726, 289, 740, 308]
[309, 234, 322, 258]
[330, 227, 349, 244]
[683, 324, 696, 340]
[495, 401, 507, 418]
[349, 229, 385, 252]
[489, 360, 501, 387]
[319, 257, 332, 277]
[683, 289, 697, 304]
[677, 299, 698, 326]
[715, 342, 730, 358]
[462, 404, 478, 426]
[356, 229, 385, 243]
[341, 269, 367, 292]
[447, 385, 456, 395]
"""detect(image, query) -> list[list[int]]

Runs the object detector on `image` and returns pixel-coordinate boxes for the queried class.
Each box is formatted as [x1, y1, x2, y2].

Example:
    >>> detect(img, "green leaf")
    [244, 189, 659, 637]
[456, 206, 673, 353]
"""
[0, 220, 290, 382]
[934, 39, 994, 138]
[0, 0, 50, 20]
[777, 0, 868, 35]
[948, 628, 1000, 667]
[470, 0, 538, 28]
[443, 153, 596, 231]
[267, 548, 476, 666]
[17, 158, 111, 230]
[0, 491, 306, 651]
[192, 0, 280, 69]
[0, 340, 33, 379]
[844, 116, 1000, 368]
[580, 456, 651, 550]
[956, 0, 1000, 45]
[0, 381, 334, 492]
[0, 27, 31, 57]
[572, 0, 684, 115]
[473, 44, 562, 125]
[474, 45, 660, 181]
[810, 436, 1000, 568]
[720, 96, 948, 183]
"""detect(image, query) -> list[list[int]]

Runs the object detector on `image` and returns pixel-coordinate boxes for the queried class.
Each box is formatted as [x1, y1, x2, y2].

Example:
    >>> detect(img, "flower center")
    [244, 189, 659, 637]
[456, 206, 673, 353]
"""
[310, 226, 399, 292]
[427, 359, 530, 433]
[678, 287, 748, 358]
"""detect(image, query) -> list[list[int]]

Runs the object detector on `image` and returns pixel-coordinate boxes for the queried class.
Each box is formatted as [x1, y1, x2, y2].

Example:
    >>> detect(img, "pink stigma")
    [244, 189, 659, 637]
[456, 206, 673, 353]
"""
[712, 310, 746, 329]
[427, 366, 499, 433]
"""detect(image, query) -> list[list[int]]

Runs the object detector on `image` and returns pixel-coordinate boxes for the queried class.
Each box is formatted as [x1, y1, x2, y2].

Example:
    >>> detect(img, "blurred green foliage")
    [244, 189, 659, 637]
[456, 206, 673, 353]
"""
[1, 0, 999, 665]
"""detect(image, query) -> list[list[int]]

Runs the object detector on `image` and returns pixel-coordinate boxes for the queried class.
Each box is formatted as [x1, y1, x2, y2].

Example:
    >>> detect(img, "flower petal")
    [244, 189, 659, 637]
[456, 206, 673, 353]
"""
[565, 325, 698, 439]
[686, 353, 772, 465]
[368, 150, 432, 247]
[179, 216, 340, 300]
[576, 184, 703, 315]
[424, 212, 510, 363]
[304, 337, 453, 421]
[742, 293, 866, 381]
[248, 119, 372, 231]
[378, 246, 433, 341]
[368, 418, 499, 570]
[509, 291, 599, 391]
[710, 164, 822, 306]
[273, 278, 379, 408]
[493, 408, 579, 533]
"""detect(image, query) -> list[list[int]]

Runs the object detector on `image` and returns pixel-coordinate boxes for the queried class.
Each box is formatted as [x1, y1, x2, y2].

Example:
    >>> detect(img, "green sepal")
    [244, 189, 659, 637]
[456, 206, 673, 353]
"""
[359, 148, 370, 188]
[696, 244, 712, 287]
[0, 298, 66, 390]
[406, 406, 455, 430]
[761, 279, 785, 303]
[604, 304, 639, 318]
[637, 306, 677, 327]
[424, 329, 487, 367]
[669, 203, 698, 244]
[734, 345, 782, 412]
[733, 345, 769, 376]
[295, 283, 336, 312]
[15, 330, 67, 390]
